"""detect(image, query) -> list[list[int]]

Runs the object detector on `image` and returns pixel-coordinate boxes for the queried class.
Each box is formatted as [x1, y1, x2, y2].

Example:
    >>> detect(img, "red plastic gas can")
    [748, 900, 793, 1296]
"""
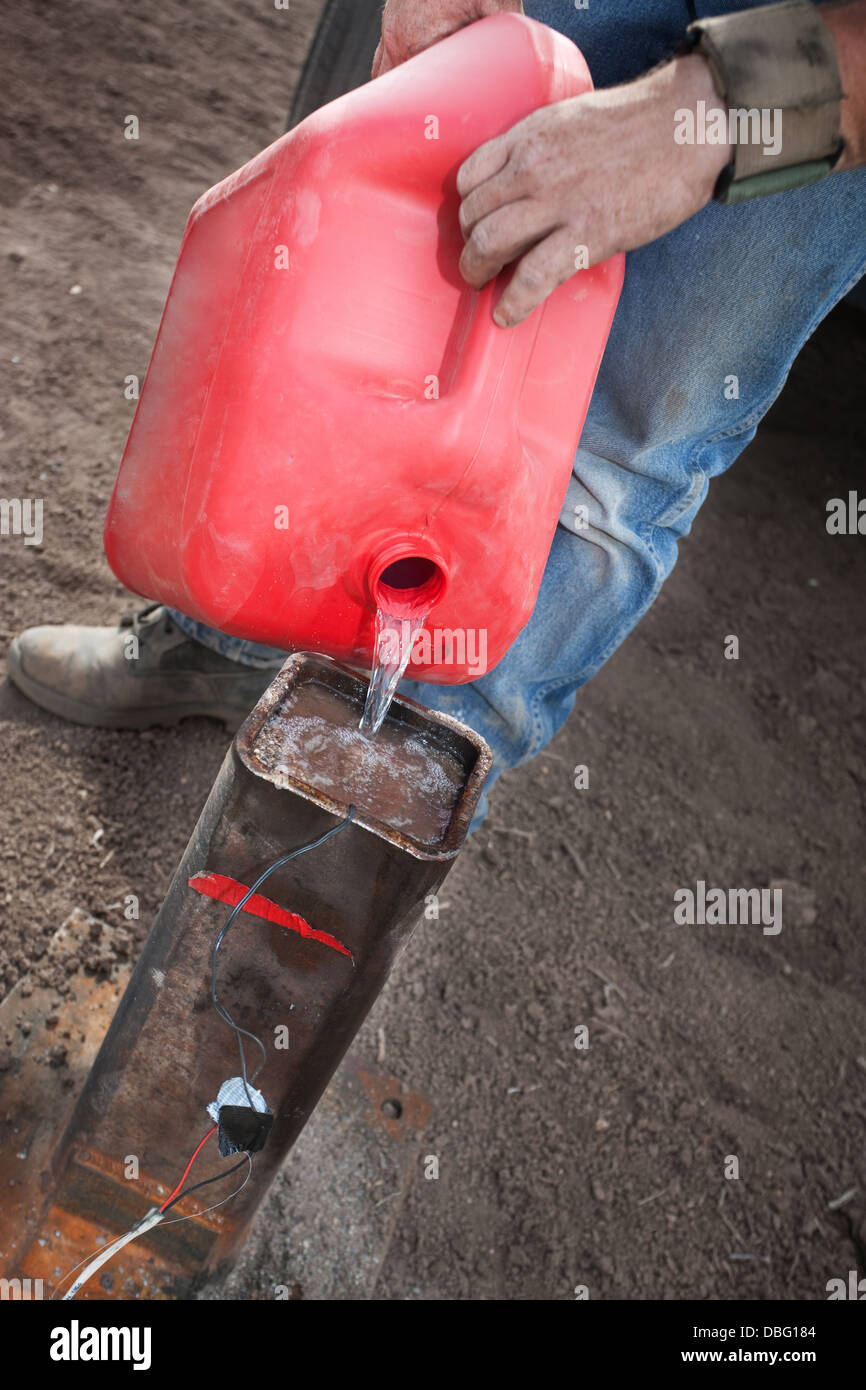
[104, 14, 623, 683]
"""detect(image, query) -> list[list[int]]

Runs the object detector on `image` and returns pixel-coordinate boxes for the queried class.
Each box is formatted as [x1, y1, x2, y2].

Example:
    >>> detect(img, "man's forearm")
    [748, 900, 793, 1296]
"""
[821, 1, 866, 168]
[373, 0, 522, 77]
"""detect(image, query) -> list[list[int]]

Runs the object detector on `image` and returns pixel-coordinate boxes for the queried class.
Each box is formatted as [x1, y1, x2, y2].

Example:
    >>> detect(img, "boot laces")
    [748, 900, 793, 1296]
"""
[119, 603, 174, 637]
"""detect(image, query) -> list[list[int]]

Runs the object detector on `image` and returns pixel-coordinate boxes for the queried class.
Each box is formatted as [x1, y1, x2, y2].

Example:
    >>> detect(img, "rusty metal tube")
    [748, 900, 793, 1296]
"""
[14, 654, 491, 1298]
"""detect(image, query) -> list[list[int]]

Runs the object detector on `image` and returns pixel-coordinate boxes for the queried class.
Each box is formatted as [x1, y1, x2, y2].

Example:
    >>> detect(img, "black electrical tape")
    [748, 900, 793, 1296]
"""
[218, 1104, 274, 1157]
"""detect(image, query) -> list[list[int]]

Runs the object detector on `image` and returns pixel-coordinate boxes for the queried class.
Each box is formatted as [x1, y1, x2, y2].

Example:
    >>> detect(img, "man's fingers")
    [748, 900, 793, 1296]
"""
[372, 36, 398, 78]
[457, 134, 512, 199]
[459, 201, 556, 289]
[493, 226, 578, 327]
[458, 166, 516, 238]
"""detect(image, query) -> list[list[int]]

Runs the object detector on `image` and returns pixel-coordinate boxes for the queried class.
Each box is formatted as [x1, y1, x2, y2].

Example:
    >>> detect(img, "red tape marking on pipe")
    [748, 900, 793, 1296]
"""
[188, 871, 353, 962]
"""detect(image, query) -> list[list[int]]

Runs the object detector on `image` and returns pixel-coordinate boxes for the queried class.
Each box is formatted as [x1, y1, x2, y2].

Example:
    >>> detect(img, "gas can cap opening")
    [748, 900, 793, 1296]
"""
[372, 554, 446, 615]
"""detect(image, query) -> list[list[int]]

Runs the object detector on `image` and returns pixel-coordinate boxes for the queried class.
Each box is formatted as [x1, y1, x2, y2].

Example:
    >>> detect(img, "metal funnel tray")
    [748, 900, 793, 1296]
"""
[238, 653, 492, 860]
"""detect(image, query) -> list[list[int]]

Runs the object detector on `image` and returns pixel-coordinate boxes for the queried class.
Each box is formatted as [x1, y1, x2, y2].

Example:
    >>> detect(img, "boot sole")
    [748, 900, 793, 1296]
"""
[7, 639, 251, 732]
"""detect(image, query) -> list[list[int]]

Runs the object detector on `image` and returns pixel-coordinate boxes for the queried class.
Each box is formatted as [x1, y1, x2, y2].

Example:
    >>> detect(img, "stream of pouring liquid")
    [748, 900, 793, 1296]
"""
[359, 608, 428, 735]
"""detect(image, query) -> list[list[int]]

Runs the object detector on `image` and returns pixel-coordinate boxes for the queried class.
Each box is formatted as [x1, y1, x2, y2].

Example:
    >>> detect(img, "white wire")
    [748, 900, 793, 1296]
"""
[52, 1229, 134, 1302]
[62, 1207, 164, 1301]
[56, 1155, 253, 1299]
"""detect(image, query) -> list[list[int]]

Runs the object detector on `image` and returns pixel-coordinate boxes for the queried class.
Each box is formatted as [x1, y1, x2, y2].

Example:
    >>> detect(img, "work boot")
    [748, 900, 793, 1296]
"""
[7, 605, 281, 730]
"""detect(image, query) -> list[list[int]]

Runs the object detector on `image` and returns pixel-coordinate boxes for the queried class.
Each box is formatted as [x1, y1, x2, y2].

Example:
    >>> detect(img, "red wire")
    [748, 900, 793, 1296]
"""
[159, 1126, 216, 1211]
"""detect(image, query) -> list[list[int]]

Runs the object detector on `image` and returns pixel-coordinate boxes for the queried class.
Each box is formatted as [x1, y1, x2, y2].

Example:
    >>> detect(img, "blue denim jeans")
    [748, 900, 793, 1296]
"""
[171, 0, 866, 826]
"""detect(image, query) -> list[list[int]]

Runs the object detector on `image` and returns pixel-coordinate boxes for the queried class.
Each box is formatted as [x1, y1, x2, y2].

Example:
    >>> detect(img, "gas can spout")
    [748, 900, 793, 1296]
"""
[361, 547, 448, 733]
[369, 547, 448, 617]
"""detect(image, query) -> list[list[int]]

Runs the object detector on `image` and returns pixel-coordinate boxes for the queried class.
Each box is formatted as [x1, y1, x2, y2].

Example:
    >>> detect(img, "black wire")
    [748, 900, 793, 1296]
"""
[161, 1155, 250, 1214]
[210, 805, 357, 1108]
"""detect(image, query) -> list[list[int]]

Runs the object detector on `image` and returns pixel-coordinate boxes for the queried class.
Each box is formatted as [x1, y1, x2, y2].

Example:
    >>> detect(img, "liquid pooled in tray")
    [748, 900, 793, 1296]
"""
[253, 679, 468, 845]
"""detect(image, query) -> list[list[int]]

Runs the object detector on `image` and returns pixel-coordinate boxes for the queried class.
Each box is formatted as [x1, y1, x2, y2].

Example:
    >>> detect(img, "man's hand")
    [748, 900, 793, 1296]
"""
[372, 0, 523, 78]
[458, 55, 731, 327]
[822, 2, 866, 170]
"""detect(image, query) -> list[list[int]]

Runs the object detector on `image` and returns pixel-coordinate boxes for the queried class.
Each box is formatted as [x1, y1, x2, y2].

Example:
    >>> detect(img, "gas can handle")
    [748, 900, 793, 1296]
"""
[448, 271, 516, 401]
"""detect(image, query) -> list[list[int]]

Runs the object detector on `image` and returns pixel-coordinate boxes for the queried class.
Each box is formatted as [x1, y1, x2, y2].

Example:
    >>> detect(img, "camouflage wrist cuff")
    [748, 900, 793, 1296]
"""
[682, 0, 844, 204]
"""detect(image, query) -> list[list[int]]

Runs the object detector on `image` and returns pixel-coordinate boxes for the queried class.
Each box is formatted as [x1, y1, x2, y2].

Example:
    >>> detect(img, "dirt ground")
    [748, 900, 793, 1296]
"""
[2, 0, 865, 1301]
